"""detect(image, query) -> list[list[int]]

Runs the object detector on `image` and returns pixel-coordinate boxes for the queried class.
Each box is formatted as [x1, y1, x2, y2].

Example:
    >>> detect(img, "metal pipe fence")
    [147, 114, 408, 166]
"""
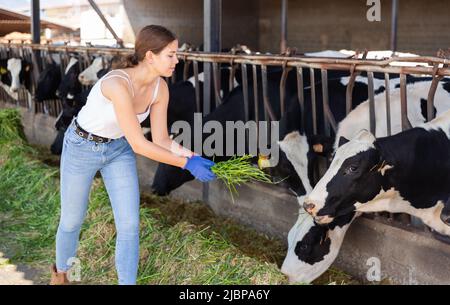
[1, 42, 450, 232]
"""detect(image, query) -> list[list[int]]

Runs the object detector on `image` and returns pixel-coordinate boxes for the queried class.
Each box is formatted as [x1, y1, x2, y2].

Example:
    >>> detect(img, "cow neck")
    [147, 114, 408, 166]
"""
[374, 127, 450, 208]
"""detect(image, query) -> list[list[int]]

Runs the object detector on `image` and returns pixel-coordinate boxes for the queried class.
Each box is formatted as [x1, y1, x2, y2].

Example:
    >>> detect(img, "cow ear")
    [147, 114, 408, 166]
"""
[338, 136, 350, 147]
[309, 135, 334, 156]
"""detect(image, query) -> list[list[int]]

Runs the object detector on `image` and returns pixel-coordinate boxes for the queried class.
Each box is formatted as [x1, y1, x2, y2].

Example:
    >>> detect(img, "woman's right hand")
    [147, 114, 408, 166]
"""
[182, 156, 216, 182]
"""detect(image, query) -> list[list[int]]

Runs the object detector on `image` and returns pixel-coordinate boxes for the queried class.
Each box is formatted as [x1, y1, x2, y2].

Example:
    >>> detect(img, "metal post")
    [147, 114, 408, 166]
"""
[203, 0, 222, 203]
[31, 0, 40, 44]
[203, 0, 222, 116]
[280, 0, 288, 54]
[31, 0, 41, 75]
[87, 0, 124, 47]
[390, 0, 399, 52]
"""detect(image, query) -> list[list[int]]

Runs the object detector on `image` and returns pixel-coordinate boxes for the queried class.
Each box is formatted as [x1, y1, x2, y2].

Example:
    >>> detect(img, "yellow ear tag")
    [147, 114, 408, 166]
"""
[258, 154, 271, 169]
[313, 143, 323, 153]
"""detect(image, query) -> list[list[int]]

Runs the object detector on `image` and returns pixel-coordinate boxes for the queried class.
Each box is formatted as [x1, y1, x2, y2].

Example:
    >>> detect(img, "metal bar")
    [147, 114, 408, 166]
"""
[427, 64, 443, 122]
[204, 0, 222, 53]
[279, 63, 289, 116]
[310, 68, 317, 135]
[241, 64, 249, 122]
[367, 72, 376, 135]
[321, 69, 337, 135]
[280, 0, 288, 54]
[31, 0, 40, 44]
[212, 62, 222, 106]
[346, 66, 358, 114]
[384, 73, 392, 136]
[241, 63, 250, 154]
[31, 0, 41, 73]
[203, 0, 222, 203]
[183, 58, 190, 81]
[5, 44, 450, 74]
[87, 0, 124, 47]
[391, 0, 399, 52]
[321, 69, 330, 136]
[400, 74, 412, 130]
[229, 61, 236, 92]
[193, 60, 201, 112]
[296, 67, 305, 133]
[252, 65, 259, 131]
[203, 62, 211, 116]
[261, 65, 277, 121]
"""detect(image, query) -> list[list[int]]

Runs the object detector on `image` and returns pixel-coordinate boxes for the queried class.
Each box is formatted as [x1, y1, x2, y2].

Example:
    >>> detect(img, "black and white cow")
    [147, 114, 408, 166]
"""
[0, 58, 33, 105]
[50, 57, 87, 154]
[35, 62, 61, 102]
[272, 71, 408, 198]
[151, 85, 251, 195]
[56, 57, 82, 101]
[277, 78, 450, 199]
[303, 110, 450, 237]
[150, 65, 393, 196]
[279, 79, 450, 283]
[281, 209, 358, 283]
[0, 58, 33, 93]
[150, 66, 304, 195]
[78, 55, 122, 86]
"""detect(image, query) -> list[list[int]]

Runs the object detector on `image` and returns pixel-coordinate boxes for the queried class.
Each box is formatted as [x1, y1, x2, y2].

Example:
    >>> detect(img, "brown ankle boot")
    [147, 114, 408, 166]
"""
[50, 264, 70, 285]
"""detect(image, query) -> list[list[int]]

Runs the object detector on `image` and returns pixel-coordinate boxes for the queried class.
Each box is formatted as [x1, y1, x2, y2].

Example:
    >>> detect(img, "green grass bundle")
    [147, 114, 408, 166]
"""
[0, 108, 26, 143]
[211, 155, 273, 203]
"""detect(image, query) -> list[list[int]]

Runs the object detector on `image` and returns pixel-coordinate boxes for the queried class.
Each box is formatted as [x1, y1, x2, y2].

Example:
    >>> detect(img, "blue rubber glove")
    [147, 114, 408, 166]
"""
[183, 156, 216, 182]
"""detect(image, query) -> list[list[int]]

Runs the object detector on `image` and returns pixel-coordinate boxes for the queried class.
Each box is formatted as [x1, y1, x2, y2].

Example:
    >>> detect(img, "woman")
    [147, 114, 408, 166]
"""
[51, 25, 216, 285]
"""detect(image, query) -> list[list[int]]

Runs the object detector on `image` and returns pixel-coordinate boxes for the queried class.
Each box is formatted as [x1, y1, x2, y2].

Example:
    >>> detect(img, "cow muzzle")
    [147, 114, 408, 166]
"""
[303, 199, 322, 216]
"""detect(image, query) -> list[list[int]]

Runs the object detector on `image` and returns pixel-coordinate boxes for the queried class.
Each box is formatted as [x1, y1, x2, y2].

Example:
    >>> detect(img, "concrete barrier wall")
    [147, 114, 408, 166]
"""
[2, 101, 450, 284]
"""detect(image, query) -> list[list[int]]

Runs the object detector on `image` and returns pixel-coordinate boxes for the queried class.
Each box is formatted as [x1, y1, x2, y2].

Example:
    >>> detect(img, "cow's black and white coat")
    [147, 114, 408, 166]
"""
[279, 80, 450, 283]
[304, 110, 450, 237]
[279, 79, 450, 199]
[281, 208, 358, 283]
[0, 58, 33, 106]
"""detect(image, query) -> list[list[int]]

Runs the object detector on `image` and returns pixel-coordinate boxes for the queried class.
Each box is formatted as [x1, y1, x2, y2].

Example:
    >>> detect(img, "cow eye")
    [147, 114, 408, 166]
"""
[344, 165, 358, 174]
[300, 244, 308, 251]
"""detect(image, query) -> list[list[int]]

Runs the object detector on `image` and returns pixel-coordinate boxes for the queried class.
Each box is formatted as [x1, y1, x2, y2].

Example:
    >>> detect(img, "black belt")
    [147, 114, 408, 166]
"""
[73, 119, 114, 143]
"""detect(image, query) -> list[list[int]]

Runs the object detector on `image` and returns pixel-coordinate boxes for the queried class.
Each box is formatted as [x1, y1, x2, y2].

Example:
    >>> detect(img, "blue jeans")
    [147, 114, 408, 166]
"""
[56, 120, 140, 285]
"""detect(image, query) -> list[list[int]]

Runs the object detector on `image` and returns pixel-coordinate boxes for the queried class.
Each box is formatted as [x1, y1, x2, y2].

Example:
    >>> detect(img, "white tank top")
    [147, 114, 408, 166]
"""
[77, 69, 161, 139]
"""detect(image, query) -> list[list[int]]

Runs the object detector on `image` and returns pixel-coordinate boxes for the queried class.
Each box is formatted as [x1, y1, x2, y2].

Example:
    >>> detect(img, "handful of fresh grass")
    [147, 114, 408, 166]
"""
[211, 155, 273, 203]
[0, 109, 26, 143]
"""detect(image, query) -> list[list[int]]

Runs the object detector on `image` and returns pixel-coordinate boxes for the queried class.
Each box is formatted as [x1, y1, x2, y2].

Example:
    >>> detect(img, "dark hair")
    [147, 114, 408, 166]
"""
[117, 25, 177, 68]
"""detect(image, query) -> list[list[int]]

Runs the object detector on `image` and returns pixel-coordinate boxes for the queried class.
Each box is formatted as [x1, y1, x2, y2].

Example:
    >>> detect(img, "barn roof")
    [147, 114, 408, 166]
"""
[0, 6, 75, 37]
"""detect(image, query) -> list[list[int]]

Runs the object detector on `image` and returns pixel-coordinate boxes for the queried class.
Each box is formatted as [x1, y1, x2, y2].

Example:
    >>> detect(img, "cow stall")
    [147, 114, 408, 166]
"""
[1, 42, 450, 284]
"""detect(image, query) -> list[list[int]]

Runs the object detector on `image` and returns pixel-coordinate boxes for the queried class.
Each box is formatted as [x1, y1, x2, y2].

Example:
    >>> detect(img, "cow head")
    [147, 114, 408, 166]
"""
[304, 130, 386, 224]
[281, 209, 357, 283]
[276, 131, 335, 200]
[276, 131, 312, 198]
[78, 57, 104, 86]
[57, 57, 81, 101]
[6, 58, 32, 93]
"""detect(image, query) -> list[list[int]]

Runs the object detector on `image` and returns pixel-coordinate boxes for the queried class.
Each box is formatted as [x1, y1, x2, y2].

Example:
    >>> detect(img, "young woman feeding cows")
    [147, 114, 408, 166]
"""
[51, 25, 216, 285]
